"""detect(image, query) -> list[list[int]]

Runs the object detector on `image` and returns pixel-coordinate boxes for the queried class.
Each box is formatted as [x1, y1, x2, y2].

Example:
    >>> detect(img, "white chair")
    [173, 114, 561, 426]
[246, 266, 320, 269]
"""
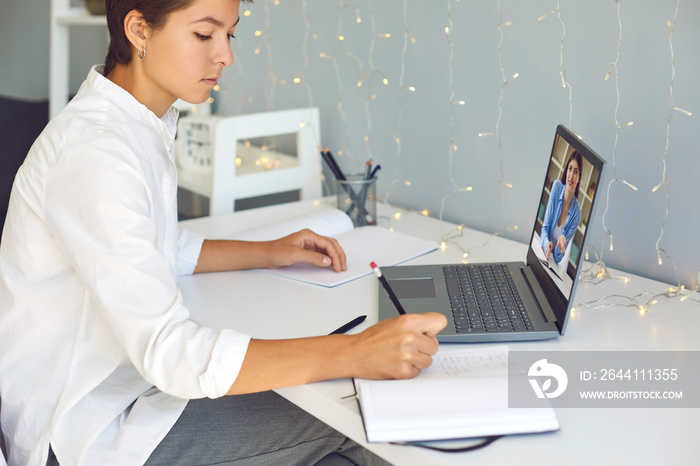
[177, 107, 323, 216]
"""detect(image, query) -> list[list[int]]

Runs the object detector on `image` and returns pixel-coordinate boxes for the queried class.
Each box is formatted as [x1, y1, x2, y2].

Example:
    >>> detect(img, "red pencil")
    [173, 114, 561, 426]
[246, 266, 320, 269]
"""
[370, 262, 406, 315]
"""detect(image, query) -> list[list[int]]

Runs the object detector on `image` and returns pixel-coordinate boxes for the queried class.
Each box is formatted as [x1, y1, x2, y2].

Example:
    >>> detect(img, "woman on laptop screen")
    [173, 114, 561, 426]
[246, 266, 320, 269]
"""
[541, 150, 582, 264]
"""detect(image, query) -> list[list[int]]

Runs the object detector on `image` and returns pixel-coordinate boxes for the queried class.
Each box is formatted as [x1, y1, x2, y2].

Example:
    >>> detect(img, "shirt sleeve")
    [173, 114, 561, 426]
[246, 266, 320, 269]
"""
[43, 139, 249, 399]
[540, 181, 561, 248]
[177, 228, 205, 276]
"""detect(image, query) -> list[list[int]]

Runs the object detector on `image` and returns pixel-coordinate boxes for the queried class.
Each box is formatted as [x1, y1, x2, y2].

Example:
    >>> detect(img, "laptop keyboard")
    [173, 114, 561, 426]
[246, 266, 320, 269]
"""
[443, 264, 534, 333]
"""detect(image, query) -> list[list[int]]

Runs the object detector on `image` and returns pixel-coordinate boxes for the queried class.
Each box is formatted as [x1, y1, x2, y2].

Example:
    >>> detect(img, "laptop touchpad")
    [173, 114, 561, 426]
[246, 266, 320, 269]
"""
[388, 277, 436, 299]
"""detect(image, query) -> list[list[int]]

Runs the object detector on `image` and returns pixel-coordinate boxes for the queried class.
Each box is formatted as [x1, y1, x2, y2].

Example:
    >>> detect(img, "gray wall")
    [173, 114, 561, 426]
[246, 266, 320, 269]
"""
[222, 0, 699, 290]
[2, 0, 698, 290]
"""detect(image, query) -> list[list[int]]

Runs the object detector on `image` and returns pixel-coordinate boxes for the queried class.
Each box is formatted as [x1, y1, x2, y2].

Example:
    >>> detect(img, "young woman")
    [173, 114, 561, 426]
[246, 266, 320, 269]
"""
[0, 0, 447, 464]
[540, 150, 583, 264]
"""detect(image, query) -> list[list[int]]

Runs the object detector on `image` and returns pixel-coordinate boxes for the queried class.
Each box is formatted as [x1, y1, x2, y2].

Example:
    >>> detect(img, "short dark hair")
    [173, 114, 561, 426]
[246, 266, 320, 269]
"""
[103, 0, 253, 76]
[560, 150, 583, 198]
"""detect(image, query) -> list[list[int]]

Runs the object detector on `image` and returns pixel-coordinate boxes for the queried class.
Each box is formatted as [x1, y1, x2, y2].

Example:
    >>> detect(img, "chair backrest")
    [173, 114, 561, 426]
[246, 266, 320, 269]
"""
[0, 395, 7, 465]
[209, 107, 322, 216]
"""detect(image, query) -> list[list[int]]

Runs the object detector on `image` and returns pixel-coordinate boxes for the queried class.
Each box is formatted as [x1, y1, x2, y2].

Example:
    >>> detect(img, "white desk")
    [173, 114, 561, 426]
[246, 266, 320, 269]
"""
[179, 198, 700, 466]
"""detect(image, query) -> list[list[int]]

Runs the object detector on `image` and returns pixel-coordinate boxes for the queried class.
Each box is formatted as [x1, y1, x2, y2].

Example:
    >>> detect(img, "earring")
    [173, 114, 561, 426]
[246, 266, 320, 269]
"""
[137, 46, 146, 60]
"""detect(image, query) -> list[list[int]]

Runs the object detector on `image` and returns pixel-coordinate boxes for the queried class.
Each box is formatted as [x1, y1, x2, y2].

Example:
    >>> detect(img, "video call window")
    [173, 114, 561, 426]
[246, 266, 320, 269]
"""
[531, 134, 601, 299]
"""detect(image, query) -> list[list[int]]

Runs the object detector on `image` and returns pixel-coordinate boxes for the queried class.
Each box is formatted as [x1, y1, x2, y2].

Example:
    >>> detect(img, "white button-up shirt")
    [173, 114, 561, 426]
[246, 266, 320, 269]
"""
[0, 66, 252, 466]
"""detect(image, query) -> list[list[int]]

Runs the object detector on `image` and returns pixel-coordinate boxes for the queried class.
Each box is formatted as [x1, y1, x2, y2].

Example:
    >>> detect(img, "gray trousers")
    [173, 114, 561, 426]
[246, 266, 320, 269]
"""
[144, 391, 384, 466]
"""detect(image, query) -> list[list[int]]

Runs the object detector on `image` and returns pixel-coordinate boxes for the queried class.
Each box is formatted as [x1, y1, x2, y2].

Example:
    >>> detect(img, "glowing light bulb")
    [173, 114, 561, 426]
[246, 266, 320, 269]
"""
[605, 63, 614, 80]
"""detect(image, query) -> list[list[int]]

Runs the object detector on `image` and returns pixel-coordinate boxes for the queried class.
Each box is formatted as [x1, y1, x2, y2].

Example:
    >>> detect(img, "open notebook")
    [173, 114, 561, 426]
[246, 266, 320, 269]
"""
[227, 208, 438, 287]
[353, 346, 559, 443]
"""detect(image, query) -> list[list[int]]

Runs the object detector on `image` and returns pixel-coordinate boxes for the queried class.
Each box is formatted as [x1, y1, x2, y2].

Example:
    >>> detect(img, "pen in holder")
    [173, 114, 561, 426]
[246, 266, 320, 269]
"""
[337, 174, 377, 227]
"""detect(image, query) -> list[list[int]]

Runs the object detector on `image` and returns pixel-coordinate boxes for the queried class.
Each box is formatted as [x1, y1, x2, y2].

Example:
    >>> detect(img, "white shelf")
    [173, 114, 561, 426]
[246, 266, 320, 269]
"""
[178, 145, 302, 199]
[55, 7, 106, 26]
[50, 1, 108, 117]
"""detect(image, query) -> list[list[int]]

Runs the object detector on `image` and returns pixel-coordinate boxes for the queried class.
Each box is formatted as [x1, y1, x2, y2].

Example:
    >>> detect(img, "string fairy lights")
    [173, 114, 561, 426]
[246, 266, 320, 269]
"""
[434, 0, 478, 258]
[651, 0, 692, 285]
[362, 0, 393, 163]
[476, 0, 518, 233]
[223, 0, 698, 311]
[299, 0, 315, 107]
[383, 0, 415, 208]
[598, 0, 637, 263]
[440, 0, 518, 261]
[573, 0, 697, 314]
[538, 0, 573, 129]
[315, 1, 370, 166]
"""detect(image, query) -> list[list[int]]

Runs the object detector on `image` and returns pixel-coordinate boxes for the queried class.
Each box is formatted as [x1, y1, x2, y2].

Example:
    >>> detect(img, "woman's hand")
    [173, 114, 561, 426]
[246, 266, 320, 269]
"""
[342, 312, 448, 380]
[194, 229, 346, 273]
[544, 241, 554, 260]
[228, 312, 449, 394]
[265, 229, 347, 272]
[556, 235, 567, 255]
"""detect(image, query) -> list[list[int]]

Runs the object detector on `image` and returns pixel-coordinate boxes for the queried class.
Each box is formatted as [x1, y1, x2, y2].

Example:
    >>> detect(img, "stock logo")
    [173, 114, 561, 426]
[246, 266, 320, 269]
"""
[528, 359, 568, 399]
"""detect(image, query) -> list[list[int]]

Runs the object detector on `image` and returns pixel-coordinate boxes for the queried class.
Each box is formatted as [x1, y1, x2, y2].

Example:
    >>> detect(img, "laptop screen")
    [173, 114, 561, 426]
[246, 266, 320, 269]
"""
[526, 125, 605, 331]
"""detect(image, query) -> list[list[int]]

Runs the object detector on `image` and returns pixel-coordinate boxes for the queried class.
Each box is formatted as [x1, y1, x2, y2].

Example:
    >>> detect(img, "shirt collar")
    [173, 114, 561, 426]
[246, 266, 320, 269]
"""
[85, 65, 179, 142]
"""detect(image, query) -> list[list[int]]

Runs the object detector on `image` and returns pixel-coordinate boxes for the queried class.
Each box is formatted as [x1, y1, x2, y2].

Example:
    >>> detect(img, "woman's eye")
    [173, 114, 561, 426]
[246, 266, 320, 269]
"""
[195, 33, 212, 41]
[227, 33, 237, 40]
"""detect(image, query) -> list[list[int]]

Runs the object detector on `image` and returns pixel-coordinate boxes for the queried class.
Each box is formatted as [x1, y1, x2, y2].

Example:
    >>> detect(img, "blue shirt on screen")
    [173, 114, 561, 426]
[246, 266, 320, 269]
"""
[540, 179, 581, 264]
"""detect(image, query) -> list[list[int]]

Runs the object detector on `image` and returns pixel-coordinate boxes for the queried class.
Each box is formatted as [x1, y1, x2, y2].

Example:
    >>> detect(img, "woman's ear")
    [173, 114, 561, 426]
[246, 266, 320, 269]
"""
[123, 10, 150, 56]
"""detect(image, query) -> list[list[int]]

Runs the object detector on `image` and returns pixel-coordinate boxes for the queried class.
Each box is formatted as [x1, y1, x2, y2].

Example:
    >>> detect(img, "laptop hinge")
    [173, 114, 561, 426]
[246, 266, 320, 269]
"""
[521, 266, 558, 323]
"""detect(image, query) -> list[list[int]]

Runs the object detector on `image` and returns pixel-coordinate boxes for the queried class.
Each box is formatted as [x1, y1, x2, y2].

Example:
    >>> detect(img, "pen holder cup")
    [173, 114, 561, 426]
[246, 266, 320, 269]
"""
[337, 175, 377, 227]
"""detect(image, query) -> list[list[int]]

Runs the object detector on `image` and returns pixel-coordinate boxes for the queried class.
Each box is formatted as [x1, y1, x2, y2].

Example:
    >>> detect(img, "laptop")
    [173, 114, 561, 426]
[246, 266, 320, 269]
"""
[378, 125, 606, 342]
